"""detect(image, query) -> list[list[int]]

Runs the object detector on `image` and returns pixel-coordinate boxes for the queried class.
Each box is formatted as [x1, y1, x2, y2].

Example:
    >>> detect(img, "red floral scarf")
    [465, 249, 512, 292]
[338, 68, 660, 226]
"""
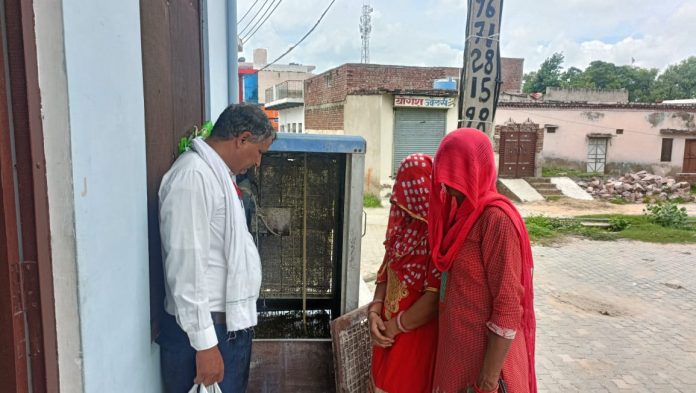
[379, 153, 433, 289]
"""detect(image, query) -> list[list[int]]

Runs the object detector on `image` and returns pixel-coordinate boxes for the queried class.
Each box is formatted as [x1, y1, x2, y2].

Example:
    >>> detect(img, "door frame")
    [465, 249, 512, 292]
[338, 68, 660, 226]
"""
[683, 139, 696, 173]
[587, 137, 609, 174]
[499, 130, 538, 178]
[0, 0, 58, 391]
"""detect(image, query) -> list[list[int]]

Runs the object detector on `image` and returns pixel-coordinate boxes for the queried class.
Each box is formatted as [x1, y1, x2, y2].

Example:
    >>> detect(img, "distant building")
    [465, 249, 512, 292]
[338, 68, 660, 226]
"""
[302, 60, 525, 190]
[496, 102, 696, 181]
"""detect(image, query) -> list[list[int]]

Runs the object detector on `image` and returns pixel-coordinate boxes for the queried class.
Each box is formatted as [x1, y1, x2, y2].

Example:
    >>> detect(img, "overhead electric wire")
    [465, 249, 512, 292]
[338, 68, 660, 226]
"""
[259, 0, 338, 71]
[239, 0, 273, 37]
[238, 0, 261, 24]
[242, 0, 283, 44]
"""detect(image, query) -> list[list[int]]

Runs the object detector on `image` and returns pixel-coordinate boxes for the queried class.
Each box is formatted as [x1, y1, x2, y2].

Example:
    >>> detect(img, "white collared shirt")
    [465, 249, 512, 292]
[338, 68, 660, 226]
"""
[159, 152, 231, 350]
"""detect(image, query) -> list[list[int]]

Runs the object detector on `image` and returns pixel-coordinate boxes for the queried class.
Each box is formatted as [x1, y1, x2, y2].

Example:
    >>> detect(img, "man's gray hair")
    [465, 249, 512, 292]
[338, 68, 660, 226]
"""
[210, 103, 276, 142]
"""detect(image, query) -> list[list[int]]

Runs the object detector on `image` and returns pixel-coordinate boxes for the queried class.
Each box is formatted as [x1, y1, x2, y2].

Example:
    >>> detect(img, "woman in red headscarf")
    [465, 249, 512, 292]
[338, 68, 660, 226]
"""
[428, 129, 537, 393]
[369, 153, 440, 393]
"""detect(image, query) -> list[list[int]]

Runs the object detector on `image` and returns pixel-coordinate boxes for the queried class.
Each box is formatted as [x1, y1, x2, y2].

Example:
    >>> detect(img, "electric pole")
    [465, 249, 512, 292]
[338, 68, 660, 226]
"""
[458, 0, 504, 138]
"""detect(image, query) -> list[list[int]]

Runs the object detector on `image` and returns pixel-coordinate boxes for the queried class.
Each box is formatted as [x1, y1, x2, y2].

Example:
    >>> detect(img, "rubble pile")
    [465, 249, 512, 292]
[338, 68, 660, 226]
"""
[577, 171, 693, 203]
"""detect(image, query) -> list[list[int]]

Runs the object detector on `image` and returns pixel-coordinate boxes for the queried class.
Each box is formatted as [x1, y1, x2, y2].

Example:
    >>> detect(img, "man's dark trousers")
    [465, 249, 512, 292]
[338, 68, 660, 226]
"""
[157, 312, 253, 393]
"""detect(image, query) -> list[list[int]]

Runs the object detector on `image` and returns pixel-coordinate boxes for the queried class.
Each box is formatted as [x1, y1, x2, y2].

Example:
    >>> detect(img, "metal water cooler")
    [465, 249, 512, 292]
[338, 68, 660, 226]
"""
[243, 133, 365, 392]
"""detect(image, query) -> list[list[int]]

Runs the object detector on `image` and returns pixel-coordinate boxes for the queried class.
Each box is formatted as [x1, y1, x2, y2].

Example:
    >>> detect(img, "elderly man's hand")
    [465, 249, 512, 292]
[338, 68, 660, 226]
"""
[195, 346, 224, 386]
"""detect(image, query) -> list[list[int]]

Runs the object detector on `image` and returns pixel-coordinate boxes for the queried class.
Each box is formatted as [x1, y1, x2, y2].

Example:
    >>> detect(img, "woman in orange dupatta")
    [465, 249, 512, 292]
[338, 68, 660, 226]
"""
[428, 129, 537, 393]
[369, 153, 440, 393]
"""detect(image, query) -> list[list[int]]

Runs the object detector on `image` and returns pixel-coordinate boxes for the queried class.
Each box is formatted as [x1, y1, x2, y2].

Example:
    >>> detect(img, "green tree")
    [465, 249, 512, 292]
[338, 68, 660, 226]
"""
[653, 56, 696, 101]
[559, 61, 658, 102]
[522, 52, 565, 93]
[560, 66, 585, 88]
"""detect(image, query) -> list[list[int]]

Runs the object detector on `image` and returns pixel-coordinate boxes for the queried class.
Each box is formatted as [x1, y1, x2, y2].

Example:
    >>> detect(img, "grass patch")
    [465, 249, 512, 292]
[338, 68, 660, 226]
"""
[578, 214, 696, 244]
[542, 167, 602, 179]
[525, 214, 696, 244]
[608, 198, 630, 205]
[363, 193, 382, 208]
[691, 183, 696, 195]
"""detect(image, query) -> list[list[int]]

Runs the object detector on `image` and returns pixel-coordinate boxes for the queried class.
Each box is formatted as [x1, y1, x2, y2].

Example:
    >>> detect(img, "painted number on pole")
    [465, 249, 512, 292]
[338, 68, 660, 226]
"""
[459, 0, 503, 135]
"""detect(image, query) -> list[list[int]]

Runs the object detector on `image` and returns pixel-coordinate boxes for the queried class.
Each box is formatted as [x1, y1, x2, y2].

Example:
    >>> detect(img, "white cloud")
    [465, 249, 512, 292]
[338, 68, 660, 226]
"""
[236, 0, 695, 75]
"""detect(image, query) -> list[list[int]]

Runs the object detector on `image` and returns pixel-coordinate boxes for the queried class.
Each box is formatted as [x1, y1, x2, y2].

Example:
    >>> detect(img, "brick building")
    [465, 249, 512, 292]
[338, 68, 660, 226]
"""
[303, 59, 524, 191]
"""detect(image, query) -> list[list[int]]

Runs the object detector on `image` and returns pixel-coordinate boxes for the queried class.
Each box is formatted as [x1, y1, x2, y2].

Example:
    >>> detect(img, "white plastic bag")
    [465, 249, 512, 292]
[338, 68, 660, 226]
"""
[187, 383, 223, 393]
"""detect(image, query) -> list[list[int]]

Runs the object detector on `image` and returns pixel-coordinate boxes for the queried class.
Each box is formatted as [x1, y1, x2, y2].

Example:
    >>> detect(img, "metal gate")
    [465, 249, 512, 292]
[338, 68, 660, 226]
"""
[683, 139, 696, 173]
[392, 109, 446, 175]
[499, 131, 537, 178]
[587, 137, 609, 173]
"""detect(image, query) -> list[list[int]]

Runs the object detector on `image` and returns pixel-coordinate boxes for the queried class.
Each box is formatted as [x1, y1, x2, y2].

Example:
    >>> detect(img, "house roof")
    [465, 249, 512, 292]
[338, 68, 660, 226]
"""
[660, 129, 696, 136]
[498, 102, 696, 111]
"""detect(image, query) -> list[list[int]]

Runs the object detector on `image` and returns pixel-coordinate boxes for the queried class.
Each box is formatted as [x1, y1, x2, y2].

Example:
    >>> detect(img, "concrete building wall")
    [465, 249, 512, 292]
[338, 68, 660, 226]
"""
[205, 0, 229, 121]
[342, 95, 461, 191]
[545, 87, 629, 104]
[278, 106, 305, 132]
[497, 104, 696, 175]
[257, 70, 314, 103]
[33, 0, 83, 391]
[344, 95, 386, 192]
[59, 0, 161, 391]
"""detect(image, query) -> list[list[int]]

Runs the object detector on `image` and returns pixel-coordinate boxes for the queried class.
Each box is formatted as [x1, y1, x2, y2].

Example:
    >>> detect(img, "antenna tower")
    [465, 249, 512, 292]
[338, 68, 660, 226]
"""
[360, 1, 373, 63]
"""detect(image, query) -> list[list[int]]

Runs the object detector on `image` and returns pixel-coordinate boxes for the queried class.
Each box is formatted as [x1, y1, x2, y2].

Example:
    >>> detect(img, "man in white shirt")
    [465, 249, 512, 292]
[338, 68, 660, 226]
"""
[157, 104, 275, 392]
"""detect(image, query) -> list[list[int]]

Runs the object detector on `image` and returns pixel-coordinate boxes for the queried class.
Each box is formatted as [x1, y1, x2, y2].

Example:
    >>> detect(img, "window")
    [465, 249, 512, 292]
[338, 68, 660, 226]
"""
[292, 123, 297, 133]
[298, 123, 303, 133]
[545, 126, 557, 133]
[280, 125, 285, 132]
[616, 129, 624, 135]
[661, 138, 673, 162]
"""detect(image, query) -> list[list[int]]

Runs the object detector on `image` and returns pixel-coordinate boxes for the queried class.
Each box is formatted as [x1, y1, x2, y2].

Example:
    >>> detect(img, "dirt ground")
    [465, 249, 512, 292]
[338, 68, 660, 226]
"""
[515, 198, 696, 217]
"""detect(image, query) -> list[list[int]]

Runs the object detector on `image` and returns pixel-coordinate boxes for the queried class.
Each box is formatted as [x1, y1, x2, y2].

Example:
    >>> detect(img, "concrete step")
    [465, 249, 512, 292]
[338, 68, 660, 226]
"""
[524, 176, 564, 199]
[531, 183, 559, 190]
[537, 189, 564, 197]
[524, 177, 552, 184]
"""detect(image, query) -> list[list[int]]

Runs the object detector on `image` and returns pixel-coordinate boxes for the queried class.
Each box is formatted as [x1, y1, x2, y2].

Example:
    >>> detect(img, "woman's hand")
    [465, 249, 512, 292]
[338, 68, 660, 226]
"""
[382, 317, 401, 340]
[369, 312, 394, 348]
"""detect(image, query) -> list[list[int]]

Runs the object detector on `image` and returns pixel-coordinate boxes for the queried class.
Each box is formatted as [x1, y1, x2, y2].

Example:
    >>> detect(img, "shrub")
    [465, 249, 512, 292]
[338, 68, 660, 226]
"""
[644, 201, 688, 228]
[363, 193, 382, 208]
[608, 217, 631, 232]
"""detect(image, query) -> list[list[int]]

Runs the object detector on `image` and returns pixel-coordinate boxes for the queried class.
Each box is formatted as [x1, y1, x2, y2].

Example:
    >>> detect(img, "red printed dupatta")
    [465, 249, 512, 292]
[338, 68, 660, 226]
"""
[378, 153, 434, 289]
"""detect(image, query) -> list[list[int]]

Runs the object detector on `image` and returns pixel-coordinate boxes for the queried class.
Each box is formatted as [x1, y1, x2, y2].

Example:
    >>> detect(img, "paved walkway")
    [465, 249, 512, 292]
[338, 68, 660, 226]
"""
[360, 206, 696, 392]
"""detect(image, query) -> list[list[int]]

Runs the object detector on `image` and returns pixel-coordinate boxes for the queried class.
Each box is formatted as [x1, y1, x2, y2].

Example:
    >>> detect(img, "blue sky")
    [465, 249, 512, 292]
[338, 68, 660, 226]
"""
[236, 0, 696, 75]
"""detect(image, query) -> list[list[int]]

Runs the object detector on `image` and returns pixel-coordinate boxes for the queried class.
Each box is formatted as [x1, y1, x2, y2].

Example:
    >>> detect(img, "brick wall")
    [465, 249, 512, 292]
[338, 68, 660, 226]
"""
[500, 57, 524, 93]
[304, 67, 349, 106]
[344, 64, 460, 93]
[304, 60, 524, 130]
[305, 103, 344, 130]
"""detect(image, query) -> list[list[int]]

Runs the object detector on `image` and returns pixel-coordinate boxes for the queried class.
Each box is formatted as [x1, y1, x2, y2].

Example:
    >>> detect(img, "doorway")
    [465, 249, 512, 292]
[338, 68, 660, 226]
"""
[587, 137, 609, 173]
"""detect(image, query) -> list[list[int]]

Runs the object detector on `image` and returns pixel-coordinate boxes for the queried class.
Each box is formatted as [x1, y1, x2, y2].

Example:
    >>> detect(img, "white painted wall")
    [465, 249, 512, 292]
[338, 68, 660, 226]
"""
[59, 0, 161, 391]
[278, 106, 305, 132]
[205, 0, 230, 121]
[33, 0, 83, 391]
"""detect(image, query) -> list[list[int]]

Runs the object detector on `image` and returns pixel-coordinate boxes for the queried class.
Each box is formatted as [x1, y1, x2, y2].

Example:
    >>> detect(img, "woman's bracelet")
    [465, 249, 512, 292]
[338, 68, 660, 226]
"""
[368, 310, 381, 318]
[396, 311, 412, 333]
[370, 298, 384, 307]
